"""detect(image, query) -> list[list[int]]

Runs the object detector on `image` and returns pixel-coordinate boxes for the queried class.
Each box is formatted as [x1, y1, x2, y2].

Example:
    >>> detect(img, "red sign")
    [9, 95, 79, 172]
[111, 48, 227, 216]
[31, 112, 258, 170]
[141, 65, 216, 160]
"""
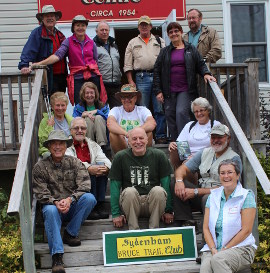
[37, 0, 186, 22]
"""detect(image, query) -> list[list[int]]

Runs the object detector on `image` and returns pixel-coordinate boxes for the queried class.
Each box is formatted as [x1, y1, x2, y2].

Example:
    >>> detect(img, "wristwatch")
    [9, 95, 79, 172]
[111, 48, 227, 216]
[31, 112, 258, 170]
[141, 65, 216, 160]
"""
[194, 188, 199, 197]
[70, 195, 76, 204]
[176, 179, 184, 183]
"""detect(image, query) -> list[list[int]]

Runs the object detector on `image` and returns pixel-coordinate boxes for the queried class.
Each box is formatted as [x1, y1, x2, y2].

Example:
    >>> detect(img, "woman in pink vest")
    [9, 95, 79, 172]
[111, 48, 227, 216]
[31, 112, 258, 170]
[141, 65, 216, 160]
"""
[33, 15, 107, 106]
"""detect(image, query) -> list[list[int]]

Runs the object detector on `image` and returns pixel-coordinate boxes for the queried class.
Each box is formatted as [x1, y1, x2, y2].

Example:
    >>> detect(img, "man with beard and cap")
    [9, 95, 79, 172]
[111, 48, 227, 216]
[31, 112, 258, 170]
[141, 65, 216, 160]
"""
[172, 124, 242, 225]
[18, 5, 67, 94]
[93, 21, 122, 108]
[183, 8, 222, 63]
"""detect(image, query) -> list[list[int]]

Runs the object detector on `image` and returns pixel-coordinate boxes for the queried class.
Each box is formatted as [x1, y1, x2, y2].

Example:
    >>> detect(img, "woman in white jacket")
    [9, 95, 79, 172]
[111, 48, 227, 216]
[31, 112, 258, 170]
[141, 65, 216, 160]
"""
[200, 159, 256, 273]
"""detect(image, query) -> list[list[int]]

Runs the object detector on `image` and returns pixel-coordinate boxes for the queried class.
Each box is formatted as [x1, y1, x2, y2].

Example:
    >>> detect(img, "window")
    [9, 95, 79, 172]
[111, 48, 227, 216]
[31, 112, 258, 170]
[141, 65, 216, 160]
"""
[231, 3, 268, 82]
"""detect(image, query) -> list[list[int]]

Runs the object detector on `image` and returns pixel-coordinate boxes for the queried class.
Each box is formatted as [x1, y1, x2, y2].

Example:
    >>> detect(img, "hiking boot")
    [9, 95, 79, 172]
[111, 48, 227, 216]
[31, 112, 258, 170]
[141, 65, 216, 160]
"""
[87, 209, 100, 220]
[155, 138, 168, 144]
[63, 230, 81, 246]
[87, 202, 109, 220]
[52, 253, 65, 273]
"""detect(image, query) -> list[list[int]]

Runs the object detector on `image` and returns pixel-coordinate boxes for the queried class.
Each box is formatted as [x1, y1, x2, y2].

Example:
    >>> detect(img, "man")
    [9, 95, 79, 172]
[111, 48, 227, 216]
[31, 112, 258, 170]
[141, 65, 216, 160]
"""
[93, 21, 122, 108]
[124, 15, 167, 144]
[33, 130, 96, 273]
[183, 9, 222, 63]
[18, 5, 67, 94]
[173, 124, 242, 224]
[107, 84, 156, 154]
[66, 117, 111, 220]
[109, 127, 174, 230]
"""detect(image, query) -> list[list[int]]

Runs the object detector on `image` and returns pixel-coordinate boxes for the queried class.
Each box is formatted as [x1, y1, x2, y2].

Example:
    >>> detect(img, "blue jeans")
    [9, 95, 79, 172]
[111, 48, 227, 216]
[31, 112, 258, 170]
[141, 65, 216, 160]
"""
[42, 193, 96, 255]
[136, 72, 166, 139]
[90, 175, 107, 202]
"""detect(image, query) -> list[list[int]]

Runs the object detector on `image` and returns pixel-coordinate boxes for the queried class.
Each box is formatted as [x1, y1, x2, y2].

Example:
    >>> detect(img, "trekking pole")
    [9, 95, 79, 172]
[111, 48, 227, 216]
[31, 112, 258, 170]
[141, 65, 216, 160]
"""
[41, 85, 52, 120]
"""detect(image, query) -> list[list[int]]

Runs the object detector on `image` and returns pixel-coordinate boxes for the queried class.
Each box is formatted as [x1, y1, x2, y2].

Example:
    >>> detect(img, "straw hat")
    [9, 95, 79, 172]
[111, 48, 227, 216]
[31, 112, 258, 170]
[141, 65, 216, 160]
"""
[115, 84, 142, 102]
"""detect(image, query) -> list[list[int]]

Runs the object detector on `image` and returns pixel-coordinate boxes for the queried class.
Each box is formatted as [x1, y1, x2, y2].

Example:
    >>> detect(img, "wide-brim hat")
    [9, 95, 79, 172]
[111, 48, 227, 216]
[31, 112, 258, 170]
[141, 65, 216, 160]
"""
[43, 130, 73, 148]
[115, 84, 142, 102]
[71, 15, 89, 33]
[36, 5, 62, 22]
[210, 124, 230, 136]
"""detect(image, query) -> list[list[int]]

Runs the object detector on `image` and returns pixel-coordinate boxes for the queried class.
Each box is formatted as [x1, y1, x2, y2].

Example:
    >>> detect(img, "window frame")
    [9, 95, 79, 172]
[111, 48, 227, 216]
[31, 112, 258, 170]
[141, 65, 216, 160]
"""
[223, 0, 270, 86]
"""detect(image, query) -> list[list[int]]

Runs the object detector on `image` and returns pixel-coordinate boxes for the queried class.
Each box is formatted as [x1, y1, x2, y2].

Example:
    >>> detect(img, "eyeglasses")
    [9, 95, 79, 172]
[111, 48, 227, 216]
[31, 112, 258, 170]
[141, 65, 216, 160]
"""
[194, 109, 207, 115]
[120, 95, 136, 100]
[168, 29, 180, 35]
[71, 126, 87, 131]
[187, 16, 199, 21]
[220, 171, 236, 176]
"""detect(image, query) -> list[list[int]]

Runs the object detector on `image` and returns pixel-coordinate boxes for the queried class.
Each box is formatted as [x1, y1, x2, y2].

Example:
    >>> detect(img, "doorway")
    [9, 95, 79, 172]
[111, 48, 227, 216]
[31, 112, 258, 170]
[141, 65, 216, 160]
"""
[114, 26, 162, 85]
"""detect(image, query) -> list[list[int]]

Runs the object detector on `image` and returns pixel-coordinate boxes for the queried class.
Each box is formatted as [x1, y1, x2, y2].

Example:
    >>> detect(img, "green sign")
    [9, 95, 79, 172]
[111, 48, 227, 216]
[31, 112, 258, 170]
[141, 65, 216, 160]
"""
[103, 227, 197, 266]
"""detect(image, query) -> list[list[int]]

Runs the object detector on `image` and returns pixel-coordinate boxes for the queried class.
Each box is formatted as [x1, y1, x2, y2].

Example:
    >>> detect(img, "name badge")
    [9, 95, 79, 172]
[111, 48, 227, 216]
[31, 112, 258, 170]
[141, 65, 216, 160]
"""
[228, 206, 238, 214]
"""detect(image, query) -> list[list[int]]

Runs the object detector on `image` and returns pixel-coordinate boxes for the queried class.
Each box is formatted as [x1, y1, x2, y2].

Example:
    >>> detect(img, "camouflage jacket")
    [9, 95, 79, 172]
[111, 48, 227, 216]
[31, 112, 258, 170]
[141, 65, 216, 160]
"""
[33, 155, 91, 204]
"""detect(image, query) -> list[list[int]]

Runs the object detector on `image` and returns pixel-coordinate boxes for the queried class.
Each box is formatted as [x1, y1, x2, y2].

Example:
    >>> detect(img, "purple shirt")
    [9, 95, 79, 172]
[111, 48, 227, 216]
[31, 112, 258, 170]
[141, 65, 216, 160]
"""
[170, 48, 188, 93]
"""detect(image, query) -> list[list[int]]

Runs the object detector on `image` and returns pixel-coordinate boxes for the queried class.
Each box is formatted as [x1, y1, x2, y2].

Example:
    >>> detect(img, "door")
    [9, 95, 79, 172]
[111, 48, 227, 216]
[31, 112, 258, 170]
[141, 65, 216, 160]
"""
[162, 9, 176, 46]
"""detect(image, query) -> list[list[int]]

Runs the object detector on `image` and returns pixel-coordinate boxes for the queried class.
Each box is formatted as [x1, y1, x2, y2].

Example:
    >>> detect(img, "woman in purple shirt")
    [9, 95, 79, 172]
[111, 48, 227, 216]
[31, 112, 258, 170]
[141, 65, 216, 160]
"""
[153, 22, 216, 141]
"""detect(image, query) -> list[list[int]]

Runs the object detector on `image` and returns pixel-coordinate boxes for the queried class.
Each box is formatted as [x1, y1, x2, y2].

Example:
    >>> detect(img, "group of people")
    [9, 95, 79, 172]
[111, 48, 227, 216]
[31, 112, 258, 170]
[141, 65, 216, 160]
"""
[20, 5, 256, 273]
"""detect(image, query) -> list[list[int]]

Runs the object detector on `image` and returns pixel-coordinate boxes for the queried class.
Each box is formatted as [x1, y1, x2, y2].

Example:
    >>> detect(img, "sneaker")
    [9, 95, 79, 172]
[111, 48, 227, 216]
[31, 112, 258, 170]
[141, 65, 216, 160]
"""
[155, 138, 168, 144]
[52, 253, 65, 273]
[63, 230, 81, 247]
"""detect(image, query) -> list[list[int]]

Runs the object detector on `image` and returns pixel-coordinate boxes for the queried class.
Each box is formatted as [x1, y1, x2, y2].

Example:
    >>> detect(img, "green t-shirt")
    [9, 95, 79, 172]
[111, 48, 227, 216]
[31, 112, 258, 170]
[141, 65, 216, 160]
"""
[86, 105, 96, 112]
[109, 148, 172, 195]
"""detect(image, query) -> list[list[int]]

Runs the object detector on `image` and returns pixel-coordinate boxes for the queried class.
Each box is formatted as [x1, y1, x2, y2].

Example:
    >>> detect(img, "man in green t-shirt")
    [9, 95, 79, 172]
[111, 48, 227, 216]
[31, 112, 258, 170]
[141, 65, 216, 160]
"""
[109, 127, 174, 230]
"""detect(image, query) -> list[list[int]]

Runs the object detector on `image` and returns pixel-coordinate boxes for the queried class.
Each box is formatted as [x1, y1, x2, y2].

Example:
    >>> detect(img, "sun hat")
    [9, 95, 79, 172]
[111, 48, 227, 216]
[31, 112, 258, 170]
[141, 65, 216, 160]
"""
[71, 15, 89, 33]
[138, 15, 152, 25]
[210, 124, 230, 136]
[43, 130, 73, 148]
[36, 5, 62, 22]
[115, 84, 142, 102]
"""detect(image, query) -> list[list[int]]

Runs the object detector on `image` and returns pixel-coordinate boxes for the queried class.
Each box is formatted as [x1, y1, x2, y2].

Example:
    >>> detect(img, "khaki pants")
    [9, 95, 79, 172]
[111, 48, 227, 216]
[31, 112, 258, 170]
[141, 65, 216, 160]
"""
[85, 116, 107, 146]
[200, 245, 256, 273]
[120, 186, 167, 230]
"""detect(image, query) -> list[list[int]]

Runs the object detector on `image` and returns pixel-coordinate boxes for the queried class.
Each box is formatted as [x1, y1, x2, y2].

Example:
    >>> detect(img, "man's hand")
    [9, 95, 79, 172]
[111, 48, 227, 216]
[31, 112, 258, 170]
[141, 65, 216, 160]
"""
[113, 215, 126, 228]
[54, 198, 72, 214]
[156, 93, 164, 103]
[88, 165, 109, 176]
[174, 181, 186, 200]
[183, 188, 195, 201]
[21, 67, 31, 74]
[162, 213, 174, 224]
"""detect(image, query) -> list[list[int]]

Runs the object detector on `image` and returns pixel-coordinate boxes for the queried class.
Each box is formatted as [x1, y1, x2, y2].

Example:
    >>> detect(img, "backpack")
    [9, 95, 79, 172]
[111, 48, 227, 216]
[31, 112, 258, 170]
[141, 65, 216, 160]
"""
[189, 119, 214, 133]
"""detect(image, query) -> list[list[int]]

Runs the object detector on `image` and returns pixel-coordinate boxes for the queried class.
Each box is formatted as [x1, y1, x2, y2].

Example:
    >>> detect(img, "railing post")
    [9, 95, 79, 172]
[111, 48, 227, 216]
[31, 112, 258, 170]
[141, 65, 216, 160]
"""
[244, 58, 261, 140]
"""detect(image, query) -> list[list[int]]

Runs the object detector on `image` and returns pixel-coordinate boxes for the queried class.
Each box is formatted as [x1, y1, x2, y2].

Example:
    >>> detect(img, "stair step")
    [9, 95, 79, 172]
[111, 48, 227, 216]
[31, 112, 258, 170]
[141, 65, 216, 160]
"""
[36, 260, 200, 272]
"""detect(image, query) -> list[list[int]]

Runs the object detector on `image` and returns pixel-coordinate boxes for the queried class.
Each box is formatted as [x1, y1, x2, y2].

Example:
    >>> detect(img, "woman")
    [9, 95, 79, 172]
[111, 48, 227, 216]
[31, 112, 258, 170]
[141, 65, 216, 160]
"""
[200, 159, 257, 273]
[153, 22, 216, 141]
[73, 82, 109, 148]
[169, 97, 220, 169]
[38, 92, 73, 157]
[33, 15, 107, 105]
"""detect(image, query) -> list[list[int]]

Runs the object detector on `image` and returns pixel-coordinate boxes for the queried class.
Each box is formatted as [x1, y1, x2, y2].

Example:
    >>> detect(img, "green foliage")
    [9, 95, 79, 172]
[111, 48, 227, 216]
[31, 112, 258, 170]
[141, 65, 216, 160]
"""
[252, 154, 270, 272]
[0, 188, 25, 273]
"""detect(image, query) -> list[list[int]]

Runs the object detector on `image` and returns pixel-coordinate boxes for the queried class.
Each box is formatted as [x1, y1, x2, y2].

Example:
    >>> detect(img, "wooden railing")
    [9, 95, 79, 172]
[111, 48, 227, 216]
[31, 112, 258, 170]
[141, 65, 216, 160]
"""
[0, 72, 34, 151]
[7, 69, 47, 273]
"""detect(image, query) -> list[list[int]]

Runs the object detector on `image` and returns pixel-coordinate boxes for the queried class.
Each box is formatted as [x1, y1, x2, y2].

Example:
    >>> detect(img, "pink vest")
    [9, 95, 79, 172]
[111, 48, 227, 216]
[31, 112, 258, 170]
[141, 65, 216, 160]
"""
[68, 34, 96, 67]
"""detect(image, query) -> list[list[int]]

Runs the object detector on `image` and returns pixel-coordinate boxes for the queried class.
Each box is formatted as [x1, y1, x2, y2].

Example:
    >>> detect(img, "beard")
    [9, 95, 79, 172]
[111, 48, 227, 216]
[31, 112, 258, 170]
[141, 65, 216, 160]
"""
[212, 139, 228, 153]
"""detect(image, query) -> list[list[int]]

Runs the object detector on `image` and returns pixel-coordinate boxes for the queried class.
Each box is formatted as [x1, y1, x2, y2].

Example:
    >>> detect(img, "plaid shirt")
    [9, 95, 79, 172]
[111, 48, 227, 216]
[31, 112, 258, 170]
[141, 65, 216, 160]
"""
[33, 155, 91, 204]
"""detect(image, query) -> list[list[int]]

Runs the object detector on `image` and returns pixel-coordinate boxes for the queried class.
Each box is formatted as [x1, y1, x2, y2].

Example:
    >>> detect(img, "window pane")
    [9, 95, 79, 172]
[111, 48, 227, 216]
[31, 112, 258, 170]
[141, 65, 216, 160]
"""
[231, 4, 265, 43]
[233, 45, 267, 82]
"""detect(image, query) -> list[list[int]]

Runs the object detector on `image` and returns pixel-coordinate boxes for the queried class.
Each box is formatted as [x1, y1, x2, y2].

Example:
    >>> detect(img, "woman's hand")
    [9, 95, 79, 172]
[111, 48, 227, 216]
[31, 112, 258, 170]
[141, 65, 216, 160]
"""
[204, 74, 216, 83]
[156, 93, 164, 103]
[211, 247, 218, 255]
[47, 116, 55, 126]
[168, 142, 177, 152]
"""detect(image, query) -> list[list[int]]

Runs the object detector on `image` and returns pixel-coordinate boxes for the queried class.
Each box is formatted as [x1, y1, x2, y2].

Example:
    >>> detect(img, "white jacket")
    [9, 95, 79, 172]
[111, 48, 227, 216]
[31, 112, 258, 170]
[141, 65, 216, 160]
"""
[66, 137, 111, 170]
[201, 182, 256, 252]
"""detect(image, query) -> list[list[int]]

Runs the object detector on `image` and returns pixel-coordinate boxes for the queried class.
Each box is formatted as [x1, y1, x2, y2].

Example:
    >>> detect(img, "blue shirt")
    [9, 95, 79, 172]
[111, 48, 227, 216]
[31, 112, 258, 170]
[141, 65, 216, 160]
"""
[206, 188, 256, 250]
[188, 25, 202, 47]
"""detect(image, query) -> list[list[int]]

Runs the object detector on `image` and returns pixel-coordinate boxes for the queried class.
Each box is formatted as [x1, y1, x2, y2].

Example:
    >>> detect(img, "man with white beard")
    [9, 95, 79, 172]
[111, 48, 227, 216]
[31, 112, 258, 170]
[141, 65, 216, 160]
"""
[172, 124, 242, 225]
